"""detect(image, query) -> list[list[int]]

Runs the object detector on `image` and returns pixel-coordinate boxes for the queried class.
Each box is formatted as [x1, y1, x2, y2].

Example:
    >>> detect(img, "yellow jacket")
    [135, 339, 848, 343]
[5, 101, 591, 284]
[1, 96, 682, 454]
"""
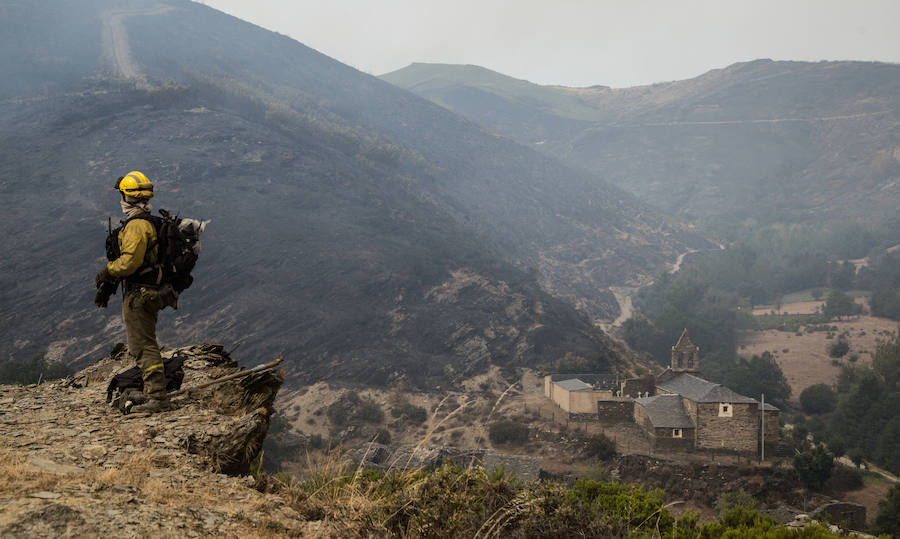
[107, 218, 158, 278]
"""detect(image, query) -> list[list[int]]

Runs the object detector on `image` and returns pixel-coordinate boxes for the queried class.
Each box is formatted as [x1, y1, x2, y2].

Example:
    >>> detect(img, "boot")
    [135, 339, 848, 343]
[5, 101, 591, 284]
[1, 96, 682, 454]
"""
[116, 389, 147, 414]
[130, 398, 173, 414]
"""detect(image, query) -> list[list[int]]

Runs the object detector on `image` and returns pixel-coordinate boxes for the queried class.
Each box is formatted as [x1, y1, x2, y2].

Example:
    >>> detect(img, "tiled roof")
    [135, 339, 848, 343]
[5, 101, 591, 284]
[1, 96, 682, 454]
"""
[549, 373, 617, 389]
[657, 373, 758, 404]
[555, 379, 593, 391]
[634, 394, 695, 428]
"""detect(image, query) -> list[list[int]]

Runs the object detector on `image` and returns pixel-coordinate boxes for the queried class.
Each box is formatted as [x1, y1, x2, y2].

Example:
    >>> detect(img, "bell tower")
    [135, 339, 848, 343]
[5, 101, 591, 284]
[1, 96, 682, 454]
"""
[671, 328, 700, 372]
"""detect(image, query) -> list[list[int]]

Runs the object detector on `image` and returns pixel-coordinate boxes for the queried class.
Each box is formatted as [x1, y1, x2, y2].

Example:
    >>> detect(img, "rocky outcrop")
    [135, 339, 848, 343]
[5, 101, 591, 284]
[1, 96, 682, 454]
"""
[811, 501, 867, 532]
[68, 343, 283, 475]
[0, 344, 309, 537]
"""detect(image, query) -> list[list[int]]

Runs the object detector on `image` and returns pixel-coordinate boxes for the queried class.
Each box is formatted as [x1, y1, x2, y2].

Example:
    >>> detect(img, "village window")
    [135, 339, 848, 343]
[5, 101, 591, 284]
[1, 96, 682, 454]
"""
[672, 428, 682, 438]
[719, 403, 732, 417]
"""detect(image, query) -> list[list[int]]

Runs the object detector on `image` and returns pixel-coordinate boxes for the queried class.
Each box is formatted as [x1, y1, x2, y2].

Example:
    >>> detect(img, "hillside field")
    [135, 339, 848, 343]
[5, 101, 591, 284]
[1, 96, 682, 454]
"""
[739, 298, 898, 402]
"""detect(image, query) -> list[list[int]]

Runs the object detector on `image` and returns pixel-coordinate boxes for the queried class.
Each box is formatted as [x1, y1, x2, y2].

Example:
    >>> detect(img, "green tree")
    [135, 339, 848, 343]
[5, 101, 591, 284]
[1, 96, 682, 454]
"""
[584, 433, 616, 460]
[715, 489, 757, 515]
[826, 437, 846, 459]
[829, 340, 850, 358]
[871, 484, 900, 537]
[489, 420, 528, 446]
[872, 335, 900, 390]
[800, 384, 837, 415]
[874, 416, 900, 475]
[726, 352, 791, 407]
[823, 289, 856, 320]
[794, 445, 834, 490]
[621, 317, 669, 365]
[870, 287, 900, 320]
[846, 447, 865, 468]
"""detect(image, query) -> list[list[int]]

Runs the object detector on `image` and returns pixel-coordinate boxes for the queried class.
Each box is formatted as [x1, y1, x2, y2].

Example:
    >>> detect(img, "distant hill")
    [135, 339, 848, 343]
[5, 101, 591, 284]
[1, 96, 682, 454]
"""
[382, 61, 900, 223]
[0, 0, 705, 386]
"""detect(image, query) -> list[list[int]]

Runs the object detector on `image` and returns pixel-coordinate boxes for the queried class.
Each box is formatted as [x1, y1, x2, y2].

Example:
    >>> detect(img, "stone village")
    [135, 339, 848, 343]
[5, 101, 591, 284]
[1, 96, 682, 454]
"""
[544, 329, 780, 457]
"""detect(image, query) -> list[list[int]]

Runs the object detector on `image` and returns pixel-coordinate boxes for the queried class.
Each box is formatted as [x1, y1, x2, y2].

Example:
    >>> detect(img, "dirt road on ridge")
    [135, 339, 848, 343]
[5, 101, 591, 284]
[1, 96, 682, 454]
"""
[101, 5, 172, 89]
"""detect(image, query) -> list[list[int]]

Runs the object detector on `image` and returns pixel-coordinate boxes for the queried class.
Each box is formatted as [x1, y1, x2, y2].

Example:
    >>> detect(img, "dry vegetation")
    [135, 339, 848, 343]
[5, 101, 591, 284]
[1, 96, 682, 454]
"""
[0, 444, 315, 537]
[278, 366, 530, 452]
[740, 299, 898, 400]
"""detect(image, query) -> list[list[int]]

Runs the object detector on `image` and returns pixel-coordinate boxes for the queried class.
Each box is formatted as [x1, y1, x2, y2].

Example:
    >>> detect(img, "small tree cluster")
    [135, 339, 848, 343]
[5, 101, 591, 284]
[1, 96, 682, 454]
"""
[793, 445, 834, 490]
[800, 384, 837, 415]
[584, 433, 616, 460]
[829, 340, 850, 358]
[390, 402, 428, 424]
[327, 391, 384, 426]
[872, 484, 900, 537]
[488, 420, 529, 446]
[823, 290, 858, 320]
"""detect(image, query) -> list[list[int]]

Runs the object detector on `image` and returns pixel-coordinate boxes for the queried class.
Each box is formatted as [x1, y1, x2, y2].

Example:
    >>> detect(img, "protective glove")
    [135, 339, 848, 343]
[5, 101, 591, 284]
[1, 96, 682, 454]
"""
[95, 266, 112, 288]
[94, 285, 113, 308]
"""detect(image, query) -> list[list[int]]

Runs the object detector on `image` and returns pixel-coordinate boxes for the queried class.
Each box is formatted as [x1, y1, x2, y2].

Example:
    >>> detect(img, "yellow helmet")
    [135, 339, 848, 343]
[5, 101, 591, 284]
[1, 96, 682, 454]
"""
[115, 170, 153, 200]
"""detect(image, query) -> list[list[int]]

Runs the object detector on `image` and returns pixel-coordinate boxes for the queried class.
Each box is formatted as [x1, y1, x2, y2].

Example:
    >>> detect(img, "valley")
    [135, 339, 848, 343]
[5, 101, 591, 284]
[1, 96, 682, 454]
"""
[2, 0, 900, 535]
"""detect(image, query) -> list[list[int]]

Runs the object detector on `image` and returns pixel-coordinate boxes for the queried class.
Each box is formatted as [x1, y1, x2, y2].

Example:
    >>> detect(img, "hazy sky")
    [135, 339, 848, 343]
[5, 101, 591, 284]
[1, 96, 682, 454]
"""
[198, 0, 900, 88]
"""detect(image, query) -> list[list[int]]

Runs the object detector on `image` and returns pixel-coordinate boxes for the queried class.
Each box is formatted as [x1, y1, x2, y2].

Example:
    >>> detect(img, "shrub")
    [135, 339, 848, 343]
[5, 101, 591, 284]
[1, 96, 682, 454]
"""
[715, 489, 757, 515]
[309, 434, 325, 449]
[355, 398, 385, 423]
[327, 392, 384, 426]
[488, 420, 528, 446]
[584, 433, 616, 460]
[390, 402, 428, 424]
[326, 402, 350, 426]
[373, 428, 391, 445]
[794, 445, 834, 490]
[571, 480, 675, 533]
[827, 437, 846, 458]
[846, 447, 865, 468]
[800, 384, 837, 415]
[829, 340, 850, 358]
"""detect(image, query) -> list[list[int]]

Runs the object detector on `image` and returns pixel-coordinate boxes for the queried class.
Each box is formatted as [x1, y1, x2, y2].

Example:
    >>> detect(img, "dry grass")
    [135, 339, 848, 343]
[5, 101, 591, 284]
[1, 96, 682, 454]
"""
[0, 448, 66, 495]
[751, 300, 824, 316]
[278, 369, 527, 452]
[739, 302, 899, 400]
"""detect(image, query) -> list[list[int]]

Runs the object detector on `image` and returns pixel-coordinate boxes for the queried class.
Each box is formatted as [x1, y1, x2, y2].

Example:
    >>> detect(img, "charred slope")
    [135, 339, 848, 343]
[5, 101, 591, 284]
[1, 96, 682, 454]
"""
[0, 84, 623, 386]
[382, 60, 900, 222]
[0, 0, 698, 385]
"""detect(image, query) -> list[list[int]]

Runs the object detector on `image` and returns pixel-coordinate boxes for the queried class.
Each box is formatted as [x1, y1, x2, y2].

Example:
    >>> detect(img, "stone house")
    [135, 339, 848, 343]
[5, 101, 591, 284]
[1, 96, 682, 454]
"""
[544, 373, 627, 421]
[632, 393, 695, 451]
[633, 329, 780, 455]
[543, 330, 780, 456]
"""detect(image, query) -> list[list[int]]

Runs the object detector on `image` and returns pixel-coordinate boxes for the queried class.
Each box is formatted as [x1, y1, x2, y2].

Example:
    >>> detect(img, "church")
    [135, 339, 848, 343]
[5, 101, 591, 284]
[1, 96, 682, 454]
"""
[632, 330, 780, 454]
[544, 329, 780, 457]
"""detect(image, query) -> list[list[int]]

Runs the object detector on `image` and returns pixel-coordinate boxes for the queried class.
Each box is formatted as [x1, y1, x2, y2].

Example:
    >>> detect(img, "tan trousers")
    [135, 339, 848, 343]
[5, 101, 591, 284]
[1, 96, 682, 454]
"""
[122, 287, 167, 399]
